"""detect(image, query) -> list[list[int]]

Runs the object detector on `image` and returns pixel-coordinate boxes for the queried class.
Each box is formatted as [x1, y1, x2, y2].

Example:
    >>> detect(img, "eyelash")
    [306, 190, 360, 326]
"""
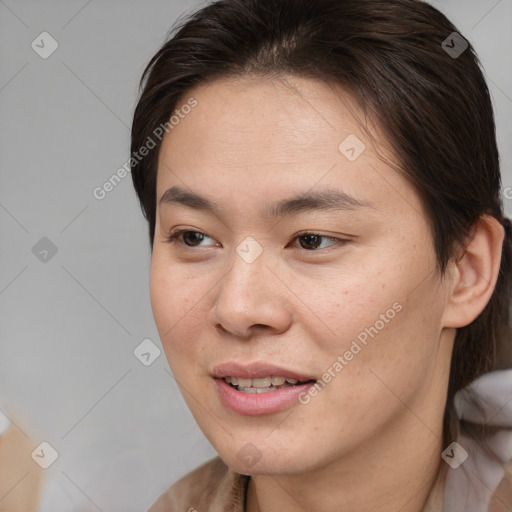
[163, 229, 348, 252]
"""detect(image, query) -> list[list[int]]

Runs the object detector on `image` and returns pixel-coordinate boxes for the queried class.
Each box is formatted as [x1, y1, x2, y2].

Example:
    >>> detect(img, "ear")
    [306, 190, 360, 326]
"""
[442, 215, 505, 329]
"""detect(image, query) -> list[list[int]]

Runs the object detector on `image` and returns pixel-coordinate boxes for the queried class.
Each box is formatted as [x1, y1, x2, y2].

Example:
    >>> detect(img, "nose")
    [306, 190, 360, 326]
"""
[208, 244, 292, 338]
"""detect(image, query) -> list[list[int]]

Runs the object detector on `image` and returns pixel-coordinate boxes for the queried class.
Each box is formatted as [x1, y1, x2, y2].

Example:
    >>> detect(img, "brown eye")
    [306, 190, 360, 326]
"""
[165, 230, 343, 251]
[181, 231, 205, 246]
[165, 230, 216, 247]
[299, 234, 321, 250]
[295, 233, 338, 251]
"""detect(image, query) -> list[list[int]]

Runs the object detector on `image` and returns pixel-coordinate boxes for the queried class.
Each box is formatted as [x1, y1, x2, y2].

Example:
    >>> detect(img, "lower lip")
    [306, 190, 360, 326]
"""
[215, 378, 316, 416]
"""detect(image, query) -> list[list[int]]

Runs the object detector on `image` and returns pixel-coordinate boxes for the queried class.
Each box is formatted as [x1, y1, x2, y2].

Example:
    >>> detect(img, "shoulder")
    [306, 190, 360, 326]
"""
[147, 456, 249, 512]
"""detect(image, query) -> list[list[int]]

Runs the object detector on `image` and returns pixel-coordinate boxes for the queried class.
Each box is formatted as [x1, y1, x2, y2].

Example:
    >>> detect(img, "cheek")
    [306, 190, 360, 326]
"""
[288, 261, 403, 353]
[324, 279, 446, 412]
[149, 253, 209, 355]
[304, 250, 443, 380]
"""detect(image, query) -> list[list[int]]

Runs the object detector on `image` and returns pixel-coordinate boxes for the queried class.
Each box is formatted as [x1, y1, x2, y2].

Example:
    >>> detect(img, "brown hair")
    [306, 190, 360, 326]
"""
[130, 0, 512, 446]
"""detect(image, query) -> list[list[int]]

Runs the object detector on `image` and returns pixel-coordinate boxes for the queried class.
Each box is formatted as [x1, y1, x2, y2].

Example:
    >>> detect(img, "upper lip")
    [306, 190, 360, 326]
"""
[212, 362, 316, 381]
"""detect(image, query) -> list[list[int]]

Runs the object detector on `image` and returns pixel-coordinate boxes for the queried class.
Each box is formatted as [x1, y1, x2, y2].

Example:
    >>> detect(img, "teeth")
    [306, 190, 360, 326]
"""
[252, 377, 273, 388]
[237, 387, 276, 394]
[223, 376, 306, 389]
[237, 378, 252, 388]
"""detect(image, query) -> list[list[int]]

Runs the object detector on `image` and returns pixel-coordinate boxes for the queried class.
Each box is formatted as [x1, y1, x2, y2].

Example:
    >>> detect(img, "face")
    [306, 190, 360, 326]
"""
[150, 75, 455, 476]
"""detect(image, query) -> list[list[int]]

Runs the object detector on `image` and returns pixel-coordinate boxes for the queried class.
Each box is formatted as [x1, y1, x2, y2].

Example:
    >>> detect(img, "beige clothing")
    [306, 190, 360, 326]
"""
[147, 456, 512, 512]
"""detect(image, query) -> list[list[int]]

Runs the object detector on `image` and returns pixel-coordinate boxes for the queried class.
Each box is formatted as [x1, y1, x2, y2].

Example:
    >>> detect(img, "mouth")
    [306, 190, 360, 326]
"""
[212, 362, 317, 415]
[222, 376, 315, 394]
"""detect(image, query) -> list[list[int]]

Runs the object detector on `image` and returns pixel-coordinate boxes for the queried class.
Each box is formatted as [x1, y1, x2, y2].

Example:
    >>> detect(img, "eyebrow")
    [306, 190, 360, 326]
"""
[159, 185, 374, 220]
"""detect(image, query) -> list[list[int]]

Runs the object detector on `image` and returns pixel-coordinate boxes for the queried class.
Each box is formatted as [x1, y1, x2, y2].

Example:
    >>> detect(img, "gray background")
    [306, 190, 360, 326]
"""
[0, 0, 511, 510]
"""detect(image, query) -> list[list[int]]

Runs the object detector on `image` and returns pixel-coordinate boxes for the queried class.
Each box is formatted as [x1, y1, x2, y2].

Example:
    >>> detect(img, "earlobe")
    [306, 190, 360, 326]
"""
[443, 216, 505, 329]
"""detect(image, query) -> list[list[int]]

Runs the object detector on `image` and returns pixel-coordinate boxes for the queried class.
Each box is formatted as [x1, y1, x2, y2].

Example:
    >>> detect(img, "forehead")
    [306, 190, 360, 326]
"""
[155, 75, 424, 222]
[161, 75, 366, 163]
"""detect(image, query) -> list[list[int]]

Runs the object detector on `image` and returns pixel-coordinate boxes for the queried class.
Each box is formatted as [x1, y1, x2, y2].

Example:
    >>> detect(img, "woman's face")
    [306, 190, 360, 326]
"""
[150, 75, 455, 475]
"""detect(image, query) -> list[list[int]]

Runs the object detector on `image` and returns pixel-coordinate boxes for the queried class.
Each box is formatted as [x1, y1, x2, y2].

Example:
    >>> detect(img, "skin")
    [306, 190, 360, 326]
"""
[150, 75, 504, 512]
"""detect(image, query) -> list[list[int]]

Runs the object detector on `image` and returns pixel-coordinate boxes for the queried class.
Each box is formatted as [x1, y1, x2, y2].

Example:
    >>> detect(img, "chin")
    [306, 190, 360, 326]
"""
[216, 441, 322, 476]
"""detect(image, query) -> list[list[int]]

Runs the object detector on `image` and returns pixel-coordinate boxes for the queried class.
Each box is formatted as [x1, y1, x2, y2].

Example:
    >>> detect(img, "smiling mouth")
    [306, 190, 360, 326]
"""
[223, 376, 315, 393]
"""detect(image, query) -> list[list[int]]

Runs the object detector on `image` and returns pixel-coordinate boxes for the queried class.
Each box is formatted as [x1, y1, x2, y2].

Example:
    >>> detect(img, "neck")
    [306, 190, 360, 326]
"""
[246, 410, 447, 512]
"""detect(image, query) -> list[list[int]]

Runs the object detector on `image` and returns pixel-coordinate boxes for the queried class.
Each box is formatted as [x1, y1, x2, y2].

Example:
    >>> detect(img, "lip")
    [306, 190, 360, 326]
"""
[212, 361, 317, 416]
[215, 378, 316, 416]
[211, 361, 316, 381]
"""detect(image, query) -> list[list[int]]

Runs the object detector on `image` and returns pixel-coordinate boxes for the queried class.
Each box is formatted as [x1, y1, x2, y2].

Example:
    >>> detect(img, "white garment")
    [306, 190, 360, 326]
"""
[444, 369, 512, 511]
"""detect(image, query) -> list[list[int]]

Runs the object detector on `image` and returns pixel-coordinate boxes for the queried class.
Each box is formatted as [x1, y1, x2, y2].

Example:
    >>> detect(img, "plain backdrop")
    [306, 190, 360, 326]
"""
[0, 0, 511, 510]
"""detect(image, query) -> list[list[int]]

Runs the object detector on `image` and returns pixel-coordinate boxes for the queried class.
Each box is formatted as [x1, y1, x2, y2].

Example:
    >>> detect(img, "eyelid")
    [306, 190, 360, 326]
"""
[293, 230, 339, 241]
